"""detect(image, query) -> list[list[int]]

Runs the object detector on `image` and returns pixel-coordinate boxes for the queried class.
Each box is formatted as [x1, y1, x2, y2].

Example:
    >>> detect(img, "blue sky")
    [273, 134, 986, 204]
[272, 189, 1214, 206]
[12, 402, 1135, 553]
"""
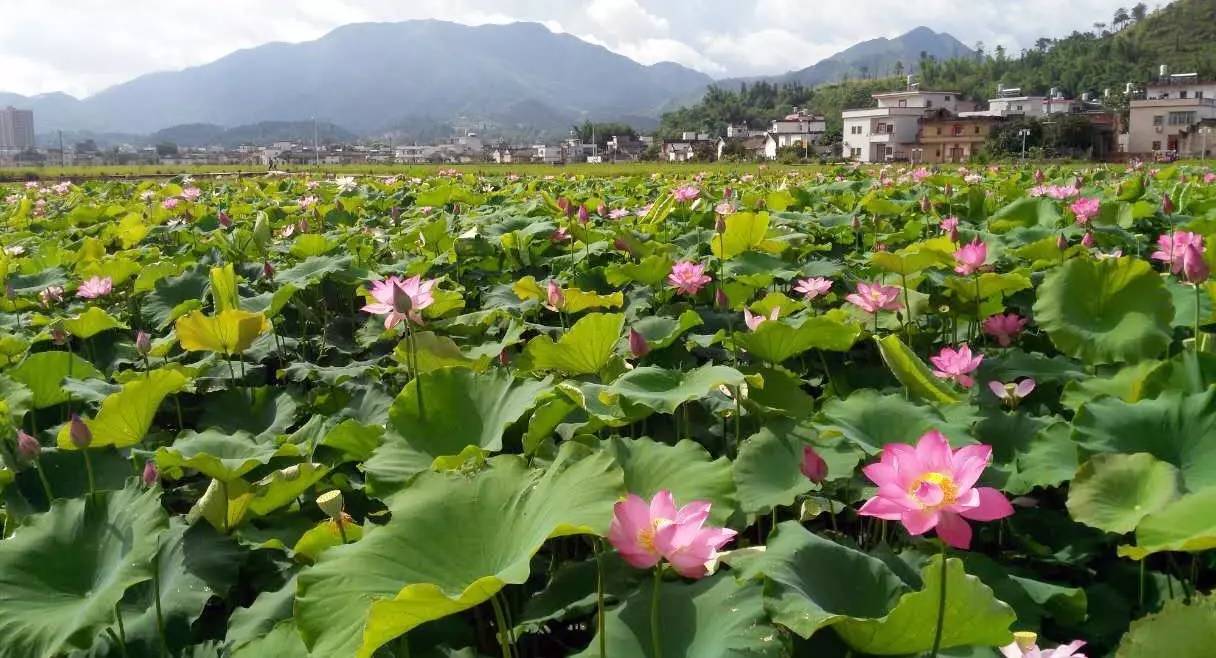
[1, 0, 1140, 97]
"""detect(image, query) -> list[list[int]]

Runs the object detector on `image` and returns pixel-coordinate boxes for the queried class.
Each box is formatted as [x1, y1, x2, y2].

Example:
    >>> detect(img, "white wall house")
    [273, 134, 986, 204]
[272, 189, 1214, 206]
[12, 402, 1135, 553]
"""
[842, 90, 963, 162]
[1128, 69, 1216, 154]
[763, 108, 827, 159]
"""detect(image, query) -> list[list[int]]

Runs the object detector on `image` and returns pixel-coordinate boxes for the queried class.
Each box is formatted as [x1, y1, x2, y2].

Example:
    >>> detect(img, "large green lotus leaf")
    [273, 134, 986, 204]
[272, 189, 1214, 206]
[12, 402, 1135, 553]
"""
[0, 482, 169, 658]
[276, 255, 351, 287]
[156, 429, 295, 482]
[55, 368, 188, 449]
[1060, 360, 1162, 410]
[86, 520, 241, 657]
[1032, 257, 1173, 364]
[61, 306, 127, 339]
[605, 364, 745, 414]
[998, 420, 1079, 496]
[733, 426, 816, 515]
[1139, 351, 1216, 399]
[956, 553, 1088, 631]
[362, 438, 438, 497]
[834, 555, 1015, 654]
[744, 364, 815, 418]
[193, 463, 330, 531]
[816, 389, 975, 454]
[988, 197, 1061, 232]
[734, 315, 861, 363]
[1072, 390, 1216, 490]
[733, 522, 906, 638]
[4, 448, 131, 515]
[522, 312, 623, 376]
[604, 254, 673, 287]
[142, 266, 209, 329]
[711, 211, 772, 259]
[514, 554, 642, 632]
[1066, 453, 1182, 534]
[875, 335, 962, 404]
[198, 386, 299, 440]
[388, 367, 551, 458]
[1115, 594, 1216, 658]
[630, 309, 703, 351]
[1119, 488, 1216, 559]
[869, 237, 955, 275]
[396, 332, 491, 373]
[573, 573, 782, 658]
[604, 437, 738, 525]
[226, 575, 299, 654]
[1165, 277, 1214, 329]
[9, 351, 103, 408]
[295, 443, 624, 658]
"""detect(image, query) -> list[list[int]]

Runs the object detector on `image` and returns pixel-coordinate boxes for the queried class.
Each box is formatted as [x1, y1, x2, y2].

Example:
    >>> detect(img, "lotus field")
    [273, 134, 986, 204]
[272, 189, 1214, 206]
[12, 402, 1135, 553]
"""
[3, 164, 1216, 658]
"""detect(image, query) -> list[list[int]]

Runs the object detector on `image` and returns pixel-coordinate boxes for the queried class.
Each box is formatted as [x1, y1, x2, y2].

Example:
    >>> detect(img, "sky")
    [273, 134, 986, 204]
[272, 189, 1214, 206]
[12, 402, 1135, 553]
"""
[1, 0, 1139, 98]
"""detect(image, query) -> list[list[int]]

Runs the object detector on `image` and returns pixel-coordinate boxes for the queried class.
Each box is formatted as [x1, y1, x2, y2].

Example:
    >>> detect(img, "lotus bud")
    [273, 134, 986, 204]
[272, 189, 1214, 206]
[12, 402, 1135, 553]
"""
[50, 325, 68, 345]
[134, 330, 151, 356]
[263, 261, 275, 279]
[1183, 243, 1210, 284]
[1162, 192, 1175, 215]
[724, 187, 733, 199]
[850, 215, 861, 231]
[16, 429, 40, 462]
[316, 490, 345, 520]
[452, 202, 461, 216]
[800, 445, 828, 484]
[1034, 169, 1045, 184]
[218, 209, 232, 228]
[715, 215, 726, 233]
[920, 196, 931, 213]
[875, 243, 888, 252]
[714, 287, 729, 310]
[1056, 233, 1068, 251]
[546, 280, 565, 310]
[1081, 231, 1095, 248]
[498, 350, 510, 366]
[69, 413, 92, 449]
[391, 282, 413, 315]
[577, 204, 589, 224]
[557, 197, 572, 216]
[596, 202, 607, 217]
[390, 205, 401, 223]
[629, 328, 650, 358]
[1075, 175, 1085, 190]
[297, 218, 309, 234]
[142, 460, 159, 486]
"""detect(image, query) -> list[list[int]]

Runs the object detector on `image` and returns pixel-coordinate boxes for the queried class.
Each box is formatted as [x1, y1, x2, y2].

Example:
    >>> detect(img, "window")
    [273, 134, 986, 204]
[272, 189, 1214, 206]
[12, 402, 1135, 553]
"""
[1152, 141, 1162, 151]
[952, 124, 964, 136]
[935, 127, 941, 135]
[936, 150, 941, 157]
[945, 95, 952, 101]
[1169, 111, 1197, 126]
[1153, 115, 1164, 126]
[850, 147, 862, 157]
[1180, 90, 1188, 99]
[1198, 91, 1205, 99]
[926, 100, 933, 108]
[1016, 104, 1024, 111]
[899, 100, 907, 108]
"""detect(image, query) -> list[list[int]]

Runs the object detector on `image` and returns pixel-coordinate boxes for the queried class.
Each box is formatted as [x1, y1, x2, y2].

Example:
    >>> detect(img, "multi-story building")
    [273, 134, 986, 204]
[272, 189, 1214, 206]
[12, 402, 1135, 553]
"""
[1127, 68, 1216, 155]
[764, 108, 827, 159]
[0, 106, 35, 151]
[842, 88, 966, 162]
[917, 109, 1002, 163]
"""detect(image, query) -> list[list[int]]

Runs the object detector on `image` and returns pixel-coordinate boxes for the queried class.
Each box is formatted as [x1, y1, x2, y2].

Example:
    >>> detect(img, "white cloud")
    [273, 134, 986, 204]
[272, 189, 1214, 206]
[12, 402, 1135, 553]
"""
[586, 0, 669, 38]
[613, 38, 728, 74]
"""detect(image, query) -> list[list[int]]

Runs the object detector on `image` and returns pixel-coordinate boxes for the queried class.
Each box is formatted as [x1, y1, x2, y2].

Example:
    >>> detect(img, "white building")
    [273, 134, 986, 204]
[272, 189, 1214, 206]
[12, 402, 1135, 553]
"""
[1127, 68, 1216, 155]
[842, 89, 966, 162]
[0, 106, 35, 152]
[763, 108, 827, 159]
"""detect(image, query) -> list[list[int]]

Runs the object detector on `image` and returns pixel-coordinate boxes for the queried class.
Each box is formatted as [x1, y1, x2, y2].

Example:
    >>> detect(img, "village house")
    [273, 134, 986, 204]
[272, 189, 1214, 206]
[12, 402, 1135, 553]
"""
[661, 132, 714, 162]
[763, 108, 827, 159]
[842, 83, 971, 162]
[1127, 66, 1216, 156]
[917, 108, 1001, 163]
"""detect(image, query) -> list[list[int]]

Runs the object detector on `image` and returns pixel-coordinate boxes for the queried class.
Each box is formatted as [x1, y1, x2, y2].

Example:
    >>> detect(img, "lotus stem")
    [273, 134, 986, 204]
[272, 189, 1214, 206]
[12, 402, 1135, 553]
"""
[152, 542, 168, 658]
[220, 479, 230, 534]
[596, 539, 607, 658]
[929, 543, 948, 658]
[973, 273, 981, 342]
[105, 627, 129, 658]
[650, 566, 663, 658]
[336, 516, 349, 544]
[114, 604, 129, 657]
[1195, 283, 1202, 351]
[35, 463, 54, 503]
[83, 450, 96, 499]
[489, 592, 513, 658]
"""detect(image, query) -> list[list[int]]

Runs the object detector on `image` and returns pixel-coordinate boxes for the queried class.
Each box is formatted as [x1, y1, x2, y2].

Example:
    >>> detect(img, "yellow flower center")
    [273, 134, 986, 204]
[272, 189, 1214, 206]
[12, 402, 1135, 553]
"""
[909, 472, 959, 508]
[637, 519, 665, 554]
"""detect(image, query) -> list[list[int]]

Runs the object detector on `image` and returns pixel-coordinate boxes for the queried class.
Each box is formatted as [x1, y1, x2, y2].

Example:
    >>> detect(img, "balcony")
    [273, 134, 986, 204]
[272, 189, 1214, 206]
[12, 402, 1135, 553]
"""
[868, 132, 893, 143]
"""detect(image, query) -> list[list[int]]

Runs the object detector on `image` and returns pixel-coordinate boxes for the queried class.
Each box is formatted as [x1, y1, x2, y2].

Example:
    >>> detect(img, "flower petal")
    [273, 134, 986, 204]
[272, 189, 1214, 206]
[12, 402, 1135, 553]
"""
[958, 487, 1014, 521]
[935, 512, 973, 549]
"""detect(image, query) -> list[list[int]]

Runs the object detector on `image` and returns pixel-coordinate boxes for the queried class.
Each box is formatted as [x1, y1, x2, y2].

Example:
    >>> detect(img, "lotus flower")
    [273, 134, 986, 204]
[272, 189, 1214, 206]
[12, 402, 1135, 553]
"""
[39, 285, 64, 307]
[859, 429, 1013, 549]
[714, 201, 736, 215]
[361, 275, 435, 328]
[982, 313, 1027, 347]
[76, 276, 112, 299]
[69, 413, 92, 449]
[577, 204, 590, 224]
[16, 429, 40, 462]
[1000, 633, 1087, 658]
[629, 328, 650, 358]
[607, 490, 736, 579]
[551, 227, 571, 243]
[1162, 192, 1175, 215]
[1069, 197, 1100, 224]
[161, 197, 180, 210]
[1152, 231, 1204, 274]
[743, 307, 779, 331]
[1081, 231, 1095, 248]
[801, 445, 828, 484]
[930, 344, 983, 388]
[793, 277, 832, 300]
[298, 195, 319, 210]
[953, 239, 987, 275]
[545, 280, 565, 311]
[609, 208, 630, 220]
[846, 282, 903, 314]
[134, 330, 152, 356]
[988, 378, 1036, 408]
[181, 187, 201, 201]
[1204, 172, 1216, 184]
[673, 186, 700, 203]
[940, 216, 959, 241]
[667, 261, 711, 296]
[1181, 242, 1210, 283]
[142, 461, 159, 487]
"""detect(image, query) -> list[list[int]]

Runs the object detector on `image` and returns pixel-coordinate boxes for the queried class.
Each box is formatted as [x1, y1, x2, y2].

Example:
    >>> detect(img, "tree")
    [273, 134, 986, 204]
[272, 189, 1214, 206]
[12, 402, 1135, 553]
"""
[894, 60, 905, 77]
[155, 142, 178, 156]
[1113, 7, 1130, 30]
[1131, 2, 1147, 21]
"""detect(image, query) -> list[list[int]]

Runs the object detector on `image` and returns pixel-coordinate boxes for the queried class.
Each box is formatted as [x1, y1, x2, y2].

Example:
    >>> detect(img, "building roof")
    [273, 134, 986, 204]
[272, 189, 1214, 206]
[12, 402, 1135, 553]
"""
[872, 90, 960, 98]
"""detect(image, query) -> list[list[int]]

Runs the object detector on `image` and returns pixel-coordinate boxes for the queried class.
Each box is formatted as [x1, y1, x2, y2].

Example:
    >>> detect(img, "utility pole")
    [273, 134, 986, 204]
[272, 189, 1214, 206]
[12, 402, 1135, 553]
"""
[313, 117, 319, 167]
[1018, 128, 1031, 161]
[58, 130, 64, 167]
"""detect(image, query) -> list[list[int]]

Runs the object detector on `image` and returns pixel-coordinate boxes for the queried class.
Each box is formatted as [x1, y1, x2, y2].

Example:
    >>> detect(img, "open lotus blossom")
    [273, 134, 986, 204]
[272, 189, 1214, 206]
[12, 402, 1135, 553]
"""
[846, 282, 903, 314]
[930, 344, 983, 388]
[859, 429, 1013, 549]
[989, 378, 1036, 408]
[1069, 197, 1100, 224]
[161, 197, 180, 210]
[1151, 230, 1204, 274]
[801, 445, 828, 483]
[181, 187, 202, 201]
[361, 275, 435, 328]
[1205, 172, 1216, 184]
[608, 207, 630, 220]
[39, 285, 64, 307]
[551, 226, 571, 243]
[982, 312, 1028, 347]
[940, 216, 959, 241]
[76, 275, 113, 299]
[673, 185, 700, 203]
[1000, 633, 1087, 658]
[667, 261, 712, 296]
[743, 307, 779, 331]
[714, 201, 736, 215]
[607, 490, 736, 579]
[793, 277, 832, 300]
[953, 239, 988, 275]
[298, 195, 319, 210]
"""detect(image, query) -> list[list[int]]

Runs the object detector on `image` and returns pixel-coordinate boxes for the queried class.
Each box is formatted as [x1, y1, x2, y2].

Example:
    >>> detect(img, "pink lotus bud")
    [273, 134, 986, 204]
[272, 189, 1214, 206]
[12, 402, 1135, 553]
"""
[1034, 169, 1045, 184]
[1075, 175, 1085, 190]
[218, 210, 232, 228]
[714, 287, 729, 310]
[142, 460, 159, 486]
[1081, 232, 1095, 248]
[1182, 243, 1210, 284]
[557, 197, 572, 216]
[297, 218, 309, 234]
[724, 187, 733, 199]
[1057, 234, 1068, 250]
[69, 413, 92, 449]
[577, 204, 589, 224]
[263, 261, 274, 279]
[16, 429, 40, 462]
[546, 280, 564, 310]
[498, 350, 510, 366]
[800, 445, 828, 484]
[715, 215, 726, 233]
[1162, 193, 1175, 215]
[452, 203, 461, 216]
[851, 216, 861, 231]
[596, 202, 607, 217]
[629, 328, 650, 358]
[134, 330, 151, 356]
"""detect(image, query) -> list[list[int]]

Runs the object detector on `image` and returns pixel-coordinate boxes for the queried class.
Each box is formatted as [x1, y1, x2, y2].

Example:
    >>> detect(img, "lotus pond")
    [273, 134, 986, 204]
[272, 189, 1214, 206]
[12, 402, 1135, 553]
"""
[1, 164, 1216, 658]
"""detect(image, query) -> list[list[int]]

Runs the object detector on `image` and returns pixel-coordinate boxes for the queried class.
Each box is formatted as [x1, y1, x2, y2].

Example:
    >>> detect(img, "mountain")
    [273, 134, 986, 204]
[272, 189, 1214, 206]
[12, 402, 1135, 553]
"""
[723, 27, 974, 88]
[0, 20, 712, 136]
[150, 121, 357, 148]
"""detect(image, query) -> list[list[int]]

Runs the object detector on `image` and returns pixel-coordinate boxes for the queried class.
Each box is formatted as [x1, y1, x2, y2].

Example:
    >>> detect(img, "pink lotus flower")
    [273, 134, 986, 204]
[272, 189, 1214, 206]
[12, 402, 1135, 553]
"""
[794, 277, 832, 300]
[1182, 242, 1210, 283]
[551, 227, 571, 243]
[988, 378, 1036, 408]
[940, 216, 959, 241]
[577, 204, 590, 224]
[1081, 231, 1095, 248]
[161, 197, 180, 210]
[911, 167, 931, 182]
[1204, 172, 1216, 184]
[545, 280, 565, 311]
[667, 261, 711, 296]
[982, 313, 1027, 347]
[608, 208, 630, 220]
[673, 186, 700, 203]
[76, 276, 112, 299]
[714, 201, 736, 215]
[299, 195, 319, 210]
[607, 490, 736, 579]
[1069, 197, 1101, 224]
[1152, 231, 1204, 274]
[801, 445, 828, 483]
[953, 239, 987, 275]
[39, 285, 64, 307]
[930, 344, 983, 388]
[1047, 185, 1079, 200]
[16, 429, 40, 462]
[629, 328, 650, 358]
[142, 460, 159, 487]
[1000, 635, 1087, 658]
[846, 282, 903, 314]
[859, 429, 1013, 549]
[361, 275, 435, 328]
[181, 187, 202, 201]
[743, 307, 779, 331]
